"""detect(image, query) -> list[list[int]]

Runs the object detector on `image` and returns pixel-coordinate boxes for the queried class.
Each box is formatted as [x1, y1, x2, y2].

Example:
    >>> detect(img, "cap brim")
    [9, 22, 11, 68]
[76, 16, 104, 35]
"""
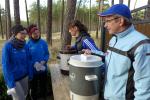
[97, 12, 114, 17]
[97, 8, 115, 17]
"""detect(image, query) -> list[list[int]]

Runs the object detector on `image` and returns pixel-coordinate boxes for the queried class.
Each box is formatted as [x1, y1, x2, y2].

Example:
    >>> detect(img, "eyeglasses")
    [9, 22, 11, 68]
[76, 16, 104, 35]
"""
[103, 17, 120, 23]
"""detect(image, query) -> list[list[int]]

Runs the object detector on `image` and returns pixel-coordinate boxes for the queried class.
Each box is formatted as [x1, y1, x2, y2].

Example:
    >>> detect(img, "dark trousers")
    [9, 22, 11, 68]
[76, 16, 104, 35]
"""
[99, 72, 105, 100]
[30, 72, 48, 100]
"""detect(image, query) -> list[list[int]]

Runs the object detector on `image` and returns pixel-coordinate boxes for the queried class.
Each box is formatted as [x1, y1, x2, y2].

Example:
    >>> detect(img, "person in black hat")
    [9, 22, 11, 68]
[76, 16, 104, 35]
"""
[85, 4, 150, 100]
[1, 24, 33, 100]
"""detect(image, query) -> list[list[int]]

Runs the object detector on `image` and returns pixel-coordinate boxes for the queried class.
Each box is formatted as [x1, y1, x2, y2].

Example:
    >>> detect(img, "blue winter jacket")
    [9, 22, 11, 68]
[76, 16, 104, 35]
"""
[27, 39, 50, 74]
[104, 25, 150, 100]
[2, 41, 32, 88]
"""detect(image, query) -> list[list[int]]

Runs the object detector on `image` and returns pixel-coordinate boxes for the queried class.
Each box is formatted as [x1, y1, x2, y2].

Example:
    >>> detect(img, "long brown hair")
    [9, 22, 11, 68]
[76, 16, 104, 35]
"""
[69, 20, 88, 33]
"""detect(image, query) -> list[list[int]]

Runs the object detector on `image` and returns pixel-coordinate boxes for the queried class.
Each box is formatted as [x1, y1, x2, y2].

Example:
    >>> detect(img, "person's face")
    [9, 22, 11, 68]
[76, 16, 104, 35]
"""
[15, 30, 27, 41]
[31, 29, 40, 39]
[69, 26, 79, 37]
[104, 16, 122, 35]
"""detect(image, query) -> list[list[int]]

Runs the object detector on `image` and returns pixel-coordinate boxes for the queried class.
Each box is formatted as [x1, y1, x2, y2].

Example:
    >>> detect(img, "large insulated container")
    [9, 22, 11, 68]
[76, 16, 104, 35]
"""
[59, 50, 77, 75]
[68, 54, 103, 100]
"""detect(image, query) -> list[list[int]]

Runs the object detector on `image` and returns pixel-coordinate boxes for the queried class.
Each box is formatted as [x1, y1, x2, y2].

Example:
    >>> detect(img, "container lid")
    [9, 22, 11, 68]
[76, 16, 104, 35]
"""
[59, 49, 77, 54]
[68, 54, 103, 67]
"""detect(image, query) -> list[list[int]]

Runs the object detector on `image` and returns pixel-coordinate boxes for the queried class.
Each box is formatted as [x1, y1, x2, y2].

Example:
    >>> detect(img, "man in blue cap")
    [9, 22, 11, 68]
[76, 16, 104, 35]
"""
[84, 4, 150, 100]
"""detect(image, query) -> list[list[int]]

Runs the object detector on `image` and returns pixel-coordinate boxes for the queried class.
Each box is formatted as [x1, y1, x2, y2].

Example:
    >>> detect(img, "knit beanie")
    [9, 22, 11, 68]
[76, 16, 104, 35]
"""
[11, 24, 26, 36]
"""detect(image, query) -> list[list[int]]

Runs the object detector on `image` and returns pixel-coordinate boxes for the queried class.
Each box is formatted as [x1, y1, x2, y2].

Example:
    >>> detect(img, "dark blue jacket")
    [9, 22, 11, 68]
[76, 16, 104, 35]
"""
[2, 41, 32, 88]
[27, 39, 50, 74]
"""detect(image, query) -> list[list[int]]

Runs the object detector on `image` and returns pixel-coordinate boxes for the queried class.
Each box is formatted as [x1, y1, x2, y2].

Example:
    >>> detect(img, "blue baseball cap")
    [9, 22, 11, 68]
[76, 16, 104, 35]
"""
[98, 4, 132, 19]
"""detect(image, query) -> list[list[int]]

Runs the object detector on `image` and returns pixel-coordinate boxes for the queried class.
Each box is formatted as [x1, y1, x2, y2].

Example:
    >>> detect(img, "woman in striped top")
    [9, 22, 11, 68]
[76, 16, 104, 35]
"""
[67, 20, 103, 55]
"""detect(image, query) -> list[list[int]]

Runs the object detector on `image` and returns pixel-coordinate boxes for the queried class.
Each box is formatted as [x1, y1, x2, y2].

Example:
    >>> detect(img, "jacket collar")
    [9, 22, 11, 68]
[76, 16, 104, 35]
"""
[115, 25, 134, 38]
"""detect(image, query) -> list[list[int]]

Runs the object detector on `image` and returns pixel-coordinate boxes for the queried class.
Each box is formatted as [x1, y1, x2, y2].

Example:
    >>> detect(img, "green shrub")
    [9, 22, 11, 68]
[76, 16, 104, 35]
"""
[0, 74, 12, 100]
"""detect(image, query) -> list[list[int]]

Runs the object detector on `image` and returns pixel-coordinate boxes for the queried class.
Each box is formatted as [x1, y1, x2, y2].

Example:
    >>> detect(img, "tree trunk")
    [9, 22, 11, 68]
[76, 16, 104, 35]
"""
[6, 0, 11, 38]
[62, 0, 77, 49]
[96, 0, 101, 39]
[96, 20, 99, 39]
[74, 0, 82, 20]
[46, 0, 52, 45]
[89, 0, 91, 32]
[37, 0, 41, 32]
[5, 10, 8, 39]
[99, 0, 104, 31]
[100, 0, 105, 48]
[13, 0, 20, 25]
[134, 0, 137, 9]
[61, 0, 64, 38]
[111, 0, 114, 6]
[128, 0, 131, 8]
[25, 0, 29, 26]
[119, 0, 123, 4]
[0, 5, 4, 39]
[145, 0, 150, 19]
